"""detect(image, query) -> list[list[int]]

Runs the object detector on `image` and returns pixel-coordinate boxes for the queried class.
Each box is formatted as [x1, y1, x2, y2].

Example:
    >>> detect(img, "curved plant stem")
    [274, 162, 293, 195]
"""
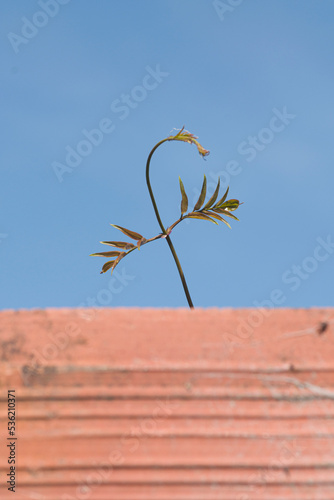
[145, 140, 194, 308]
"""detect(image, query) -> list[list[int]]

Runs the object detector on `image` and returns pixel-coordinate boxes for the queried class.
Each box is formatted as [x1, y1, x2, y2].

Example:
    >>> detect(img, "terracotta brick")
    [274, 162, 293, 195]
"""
[0, 308, 334, 499]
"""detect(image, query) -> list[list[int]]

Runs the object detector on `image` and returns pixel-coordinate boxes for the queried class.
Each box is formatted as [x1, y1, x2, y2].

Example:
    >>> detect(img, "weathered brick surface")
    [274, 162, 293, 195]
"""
[0, 308, 334, 499]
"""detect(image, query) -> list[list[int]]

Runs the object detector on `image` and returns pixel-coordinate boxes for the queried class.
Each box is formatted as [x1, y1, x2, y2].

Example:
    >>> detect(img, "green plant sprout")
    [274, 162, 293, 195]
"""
[91, 127, 241, 308]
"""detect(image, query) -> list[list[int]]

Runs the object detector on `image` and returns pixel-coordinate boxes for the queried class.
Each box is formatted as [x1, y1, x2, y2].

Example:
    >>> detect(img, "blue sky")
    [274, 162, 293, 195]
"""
[1, 0, 333, 310]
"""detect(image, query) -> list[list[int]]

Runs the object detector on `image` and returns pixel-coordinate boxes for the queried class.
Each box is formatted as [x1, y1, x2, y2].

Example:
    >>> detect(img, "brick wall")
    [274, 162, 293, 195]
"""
[0, 308, 334, 499]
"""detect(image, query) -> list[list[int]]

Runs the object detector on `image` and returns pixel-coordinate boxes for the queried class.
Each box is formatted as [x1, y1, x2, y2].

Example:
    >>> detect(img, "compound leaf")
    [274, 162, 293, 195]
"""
[202, 210, 231, 228]
[100, 241, 136, 249]
[179, 177, 188, 215]
[193, 175, 207, 211]
[110, 224, 143, 240]
[168, 127, 210, 157]
[100, 260, 116, 274]
[214, 186, 229, 208]
[186, 211, 218, 224]
[90, 251, 122, 258]
[217, 199, 240, 211]
[214, 208, 239, 221]
[202, 177, 220, 210]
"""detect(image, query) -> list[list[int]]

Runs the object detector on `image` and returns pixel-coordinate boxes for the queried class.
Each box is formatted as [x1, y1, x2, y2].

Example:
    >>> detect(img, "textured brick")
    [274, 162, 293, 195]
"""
[0, 308, 334, 499]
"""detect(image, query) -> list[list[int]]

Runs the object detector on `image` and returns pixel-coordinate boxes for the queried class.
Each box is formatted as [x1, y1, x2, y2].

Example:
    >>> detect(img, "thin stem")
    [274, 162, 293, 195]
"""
[145, 140, 194, 308]
[166, 216, 183, 233]
[165, 235, 193, 308]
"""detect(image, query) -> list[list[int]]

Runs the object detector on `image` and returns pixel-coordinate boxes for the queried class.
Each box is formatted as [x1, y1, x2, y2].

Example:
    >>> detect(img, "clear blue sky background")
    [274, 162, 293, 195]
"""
[1, 0, 333, 310]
